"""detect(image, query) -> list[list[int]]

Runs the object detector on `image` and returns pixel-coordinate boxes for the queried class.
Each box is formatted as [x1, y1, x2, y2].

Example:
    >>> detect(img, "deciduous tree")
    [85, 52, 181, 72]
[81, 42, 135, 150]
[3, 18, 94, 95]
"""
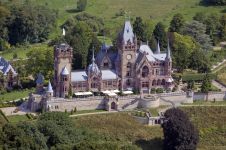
[162, 108, 199, 150]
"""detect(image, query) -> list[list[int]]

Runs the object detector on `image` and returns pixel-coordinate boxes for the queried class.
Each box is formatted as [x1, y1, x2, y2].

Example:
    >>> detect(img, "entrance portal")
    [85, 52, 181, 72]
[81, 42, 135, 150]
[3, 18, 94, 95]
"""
[111, 102, 116, 110]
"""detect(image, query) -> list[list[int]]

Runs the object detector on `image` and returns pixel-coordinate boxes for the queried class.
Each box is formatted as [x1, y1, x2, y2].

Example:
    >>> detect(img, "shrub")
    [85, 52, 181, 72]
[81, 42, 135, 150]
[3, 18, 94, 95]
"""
[151, 88, 156, 94]
[156, 88, 163, 93]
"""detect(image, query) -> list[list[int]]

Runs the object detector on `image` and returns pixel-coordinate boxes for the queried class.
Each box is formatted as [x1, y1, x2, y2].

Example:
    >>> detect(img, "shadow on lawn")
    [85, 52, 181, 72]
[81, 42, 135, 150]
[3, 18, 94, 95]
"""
[135, 138, 163, 150]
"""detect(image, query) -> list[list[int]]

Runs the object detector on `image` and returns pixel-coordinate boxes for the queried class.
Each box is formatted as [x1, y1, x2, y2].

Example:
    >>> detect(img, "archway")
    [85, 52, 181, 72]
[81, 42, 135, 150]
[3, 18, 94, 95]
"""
[111, 102, 116, 110]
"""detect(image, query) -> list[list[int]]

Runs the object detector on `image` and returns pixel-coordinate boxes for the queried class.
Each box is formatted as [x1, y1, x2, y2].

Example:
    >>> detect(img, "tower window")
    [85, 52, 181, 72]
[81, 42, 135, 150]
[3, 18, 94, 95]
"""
[126, 79, 131, 86]
[142, 66, 149, 78]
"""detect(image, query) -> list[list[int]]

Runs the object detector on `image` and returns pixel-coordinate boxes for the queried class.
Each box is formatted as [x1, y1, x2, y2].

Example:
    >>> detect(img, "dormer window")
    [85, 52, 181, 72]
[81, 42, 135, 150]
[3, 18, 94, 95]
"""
[104, 62, 109, 68]
[127, 29, 129, 33]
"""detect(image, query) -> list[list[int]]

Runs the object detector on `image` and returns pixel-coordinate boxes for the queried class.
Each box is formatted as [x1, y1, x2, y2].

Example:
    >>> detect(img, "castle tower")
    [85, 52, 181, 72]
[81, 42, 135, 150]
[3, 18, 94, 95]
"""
[117, 20, 137, 90]
[46, 80, 53, 101]
[165, 40, 172, 76]
[54, 43, 73, 97]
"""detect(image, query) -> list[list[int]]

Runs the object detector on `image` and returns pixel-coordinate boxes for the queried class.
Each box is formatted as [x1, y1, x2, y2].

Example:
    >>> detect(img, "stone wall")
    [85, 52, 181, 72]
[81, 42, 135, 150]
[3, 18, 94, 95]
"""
[193, 92, 226, 101]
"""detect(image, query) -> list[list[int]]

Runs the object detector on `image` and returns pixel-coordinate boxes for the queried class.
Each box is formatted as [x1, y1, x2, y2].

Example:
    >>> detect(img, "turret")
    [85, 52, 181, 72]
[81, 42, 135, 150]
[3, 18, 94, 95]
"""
[46, 80, 53, 100]
[155, 40, 161, 54]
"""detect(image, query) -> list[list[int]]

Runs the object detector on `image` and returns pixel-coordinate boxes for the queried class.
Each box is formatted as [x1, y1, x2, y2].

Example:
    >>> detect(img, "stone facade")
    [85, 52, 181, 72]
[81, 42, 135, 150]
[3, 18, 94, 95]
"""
[53, 20, 174, 98]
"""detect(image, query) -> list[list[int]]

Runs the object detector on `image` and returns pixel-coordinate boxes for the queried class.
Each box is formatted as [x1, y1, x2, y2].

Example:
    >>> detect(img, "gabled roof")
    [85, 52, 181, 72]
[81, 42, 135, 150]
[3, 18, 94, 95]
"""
[137, 44, 167, 62]
[0, 57, 17, 76]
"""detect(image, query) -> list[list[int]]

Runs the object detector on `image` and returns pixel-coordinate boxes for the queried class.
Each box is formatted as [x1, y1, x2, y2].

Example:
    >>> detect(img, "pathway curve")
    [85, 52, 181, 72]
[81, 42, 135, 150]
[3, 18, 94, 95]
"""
[212, 80, 226, 91]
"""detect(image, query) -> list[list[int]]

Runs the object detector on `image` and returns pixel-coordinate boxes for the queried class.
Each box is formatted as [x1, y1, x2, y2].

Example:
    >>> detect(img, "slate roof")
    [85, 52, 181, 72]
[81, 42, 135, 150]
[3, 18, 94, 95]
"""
[71, 71, 88, 82]
[0, 57, 17, 76]
[47, 81, 53, 93]
[36, 73, 44, 84]
[101, 69, 117, 80]
[61, 66, 69, 75]
[118, 21, 135, 44]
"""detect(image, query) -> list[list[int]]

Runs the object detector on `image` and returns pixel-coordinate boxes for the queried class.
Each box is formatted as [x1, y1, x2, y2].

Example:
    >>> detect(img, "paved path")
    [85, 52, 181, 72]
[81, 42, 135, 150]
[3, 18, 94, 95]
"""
[70, 111, 118, 117]
[212, 80, 226, 91]
[211, 59, 226, 71]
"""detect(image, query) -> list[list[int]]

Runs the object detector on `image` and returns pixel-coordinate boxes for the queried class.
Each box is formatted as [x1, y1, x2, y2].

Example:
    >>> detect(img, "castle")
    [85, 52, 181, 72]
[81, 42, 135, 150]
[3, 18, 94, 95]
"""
[27, 20, 174, 112]
[54, 20, 173, 98]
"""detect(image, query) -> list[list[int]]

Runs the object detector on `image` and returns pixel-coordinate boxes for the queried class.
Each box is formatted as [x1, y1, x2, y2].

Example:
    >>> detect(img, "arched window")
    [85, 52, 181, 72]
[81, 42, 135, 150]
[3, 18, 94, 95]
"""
[126, 79, 131, 86]
[157, 79, 161, 85]
[162, 79, 166, 85]
[127, 62, 132, 69]
[152, 80, 156, 86]
[142, 66, 149, 78]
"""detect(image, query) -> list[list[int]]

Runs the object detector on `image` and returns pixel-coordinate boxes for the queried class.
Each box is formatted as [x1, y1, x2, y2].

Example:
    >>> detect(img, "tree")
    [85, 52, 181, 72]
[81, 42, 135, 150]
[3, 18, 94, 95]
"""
[201, 0, 226, 5]
[77, 0, 87, 12]
[172, 33, 199, 72]
[133, 17, 145, 41]
[219, 14, 226, 40]
[143, 20, 155, 42]
[183, 21, 212, 50]
[189, 49, 210, 73]
[169, 13, 185, 33]
[201, 73, 211, 93]
[162, 108, 199, 150]
[153, 22, 167, 50]
[25, 46, 54, 79]
[6, 4, 57, 45]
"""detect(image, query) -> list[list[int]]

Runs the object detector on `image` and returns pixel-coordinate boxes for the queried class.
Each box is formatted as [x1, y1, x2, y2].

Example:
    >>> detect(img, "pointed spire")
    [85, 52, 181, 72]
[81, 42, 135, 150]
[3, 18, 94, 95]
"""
[47, 80, 53, 93]
[156, 40, 161, 54]
[166, 39, 172, 61]
[62, 28, 66, 36]
[61, 66, 69, 75]
[92, 47, 95, 64]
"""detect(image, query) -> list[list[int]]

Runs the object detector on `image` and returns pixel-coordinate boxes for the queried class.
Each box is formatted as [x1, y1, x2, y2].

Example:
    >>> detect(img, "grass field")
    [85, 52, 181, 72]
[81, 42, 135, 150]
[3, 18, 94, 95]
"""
[182, 106, 226, 150]
[0, 43, 50, 60]
[0, 89, 34, 103]
[7, 115, 30, 123]
[73, 113, 163, 150]
[16, 0, 225, 38]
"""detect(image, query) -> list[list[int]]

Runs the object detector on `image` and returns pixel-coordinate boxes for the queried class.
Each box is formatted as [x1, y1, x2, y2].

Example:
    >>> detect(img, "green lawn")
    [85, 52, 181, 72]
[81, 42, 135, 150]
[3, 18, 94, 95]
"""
[0, 89, 34, 103]
[0, 43, 50, 60]
[7, 115, 30, 123]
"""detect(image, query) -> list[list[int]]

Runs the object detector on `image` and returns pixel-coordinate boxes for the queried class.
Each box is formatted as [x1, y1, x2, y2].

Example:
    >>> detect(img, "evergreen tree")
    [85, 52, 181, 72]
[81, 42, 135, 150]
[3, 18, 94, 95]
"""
[133, 17, 145, 41]
[169, 13, 185, 33]
[153, 22, 167, 50]
[162, 108, 199, 150]
[201, 73, 211, 93]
